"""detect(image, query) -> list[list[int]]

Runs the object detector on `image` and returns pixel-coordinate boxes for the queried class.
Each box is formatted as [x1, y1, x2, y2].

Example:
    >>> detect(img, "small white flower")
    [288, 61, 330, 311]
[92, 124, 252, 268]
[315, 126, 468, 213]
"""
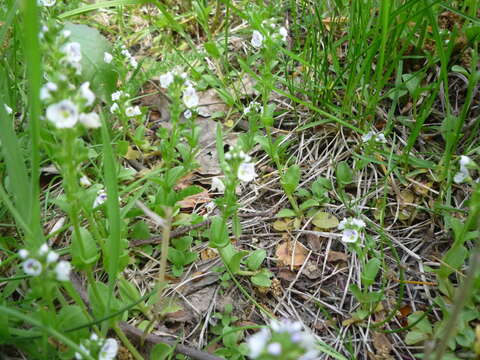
[251, 30, 264, 48]
[39, 243, 49, 255]
[129, 57, 138, 68]
[79, 112, 101, 129]
[361, 131, 374, 142]
[279, 26, 288, 41]
[74, 344, 90, 360]
[184, 109, 192, 119]
[4, 104, 13, 114]
[90, 333, 99, 342]
[93, 190, 107, 208]
[454, 171, 468, 184]
[237, 162, 257, 182]
[62, 30, 71, 38]
[246, 328, 270, 359]
[351, 218, 366, 228]
[182, 86, 199, 108]
[104, 52, 113, 64]
[267, 342, 282, 355]
[211, 177, 225, 193]
[375, 133, 387, 143]
[55, 260, 71, 281]
[99, 338, 119, 360]
[46, 250, 59, 264]
[125, 106, 141, 117]
[62, 42, 82, 63]
[225, 152, 232, 160]
[46, 99, 79, 128]
[40, 82, 58, 101]
[23, 258, 42, 276]
[80, 82, 95, 106]
[460, 155, 472, 169]
[270, 318, 303, 334]
[197, 106, 210, 117]
[121, 49, 131, 58]
[80, 175, 92, 187]
[111, 91, 123, 101]
[39, 0, 55, 6]
[341, 228, 359, 243]
[160, 72, 174, 88]
[110, 103, 119, 113]
[18, 249, 29, 259]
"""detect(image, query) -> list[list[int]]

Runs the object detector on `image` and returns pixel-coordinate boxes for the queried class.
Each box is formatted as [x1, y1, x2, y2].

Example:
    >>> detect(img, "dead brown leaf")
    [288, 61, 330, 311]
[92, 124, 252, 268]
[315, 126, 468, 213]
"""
[327, 250, 348, 263]
[275, 241, 308, 269]
[372, 332, 393, 359]
[197, 88, 228, 118]
[178, 186, 210, 209]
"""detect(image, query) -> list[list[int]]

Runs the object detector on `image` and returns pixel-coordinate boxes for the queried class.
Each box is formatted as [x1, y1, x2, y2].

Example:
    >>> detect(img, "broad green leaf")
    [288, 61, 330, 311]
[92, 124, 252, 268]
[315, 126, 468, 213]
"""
[281, 165, 301, 195]
[246, 249, 266, 271]
[276, 208, 296, 218]
[361, 258, 381, 288]
[72, 227, 99, 269]
[229, 250, 249, 274]
[204, 41, 221, 58]
[336, 161, 353, 186]
[64, 23, 117, 100]
[150, 343, 174, 360]
[251, 272, 271, 287]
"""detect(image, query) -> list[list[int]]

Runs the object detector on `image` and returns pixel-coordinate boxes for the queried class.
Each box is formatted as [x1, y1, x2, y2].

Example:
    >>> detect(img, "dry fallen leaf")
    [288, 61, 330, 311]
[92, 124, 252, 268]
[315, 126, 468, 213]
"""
[197, 88, 228, 118]
[372, 332, 393, 359]
[326, 250, 348, 263]
[178, 186, 210, 209]
[275, 241, 308, 269]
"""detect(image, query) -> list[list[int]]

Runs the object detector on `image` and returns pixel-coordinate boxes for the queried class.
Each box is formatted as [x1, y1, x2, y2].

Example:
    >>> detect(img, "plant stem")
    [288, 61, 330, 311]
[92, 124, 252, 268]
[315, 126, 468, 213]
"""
[113, 323, 144, 360]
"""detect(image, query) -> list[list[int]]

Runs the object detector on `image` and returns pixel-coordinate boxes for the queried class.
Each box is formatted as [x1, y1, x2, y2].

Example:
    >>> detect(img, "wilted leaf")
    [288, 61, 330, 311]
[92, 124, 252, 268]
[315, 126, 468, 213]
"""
[273, 218, 295, 232]
[124, 146, 141, 161]
[197, 88, 228, 118]
[312, 212, 339, 229]
[372, 332, 393, 356]
[178, 186, 210, 208]
[327, 250, 348, 262]
[275, 241, 308, 268]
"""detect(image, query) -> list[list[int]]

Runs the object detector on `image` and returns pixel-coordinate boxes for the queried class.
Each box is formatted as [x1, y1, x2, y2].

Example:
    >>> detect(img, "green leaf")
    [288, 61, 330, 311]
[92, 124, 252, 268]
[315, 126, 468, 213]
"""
[229, 251, 249, 274]
[150, 343, 174, 360]
[276, 208, 296, 218]
[336, 161, 353, 186]
[72, 227, 99, 269]
[361, 258, 381, 288]
[299, 199, 319, 211]
[405, 329, 430, 345]
[176, 185, 204, 202]
[246, 249, 266, 271]
[281, 165, 301, 195]
[172, 236, 193, 252]
[130, 221, 151, 240]
[64, 22, 117, 101]
[168, 247, 185, 266]
[209, 216, 229, 248]
[251, 272, 271, 287]
[204, 41, 221, 58]
[439, 244, 468, 277]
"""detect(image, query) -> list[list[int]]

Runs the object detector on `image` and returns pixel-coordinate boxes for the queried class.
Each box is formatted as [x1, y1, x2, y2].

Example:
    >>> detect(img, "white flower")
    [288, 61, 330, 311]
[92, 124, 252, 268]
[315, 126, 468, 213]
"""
[341, 228, 359, 243]
[361, 131, 374, 142]
[351, 218, 366, 228]
[46, 250, 59, 264]
[184, 109, 192, 119]
[62, 42, 82, 63]
[80, 175, 92, 187]
[454, 171, 468, 184]
[80, 82, 95, 106]
[90, 333, 99, 342]
[267, 342, 282, 355]
[111, 91, 123, 101]
[160, 72, 174, 88]
[246, 328, 270, 359]
[39, 243, 49, 255]
[270, 319, 303, 334]
[279, 26, 288, 41]
[40, 82, 58, 101]
[251, 30, 264, 48]
[104, 52, 113, 64]
[110, 103, 119, 113]
[225, 152, 232, 160]
[237, 162, 257, 182]
[55, 260, 71, 281]
[244, 101, 262, 115]
[182, 86, 199, 108]
[18, 249, 29, 259]
[62, 30, 71, 38]
[121, 49, 131, 58]
[375, 133, 387, 143]
[93, 190, 107, 208]
[460, 155, 472, 169]
[99, 338, 118, 360]
[79, 112, 101, 129]
[4, 104, 13, 114]
[46, 100, 79, 128]
[75, 344, 90, 360]
[125, 106, 141, 117]
[23, 258, 42, 276]
[211, 177, 225, 193]
[39, 0, 55, 6]
[129, 58, 138, 68]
